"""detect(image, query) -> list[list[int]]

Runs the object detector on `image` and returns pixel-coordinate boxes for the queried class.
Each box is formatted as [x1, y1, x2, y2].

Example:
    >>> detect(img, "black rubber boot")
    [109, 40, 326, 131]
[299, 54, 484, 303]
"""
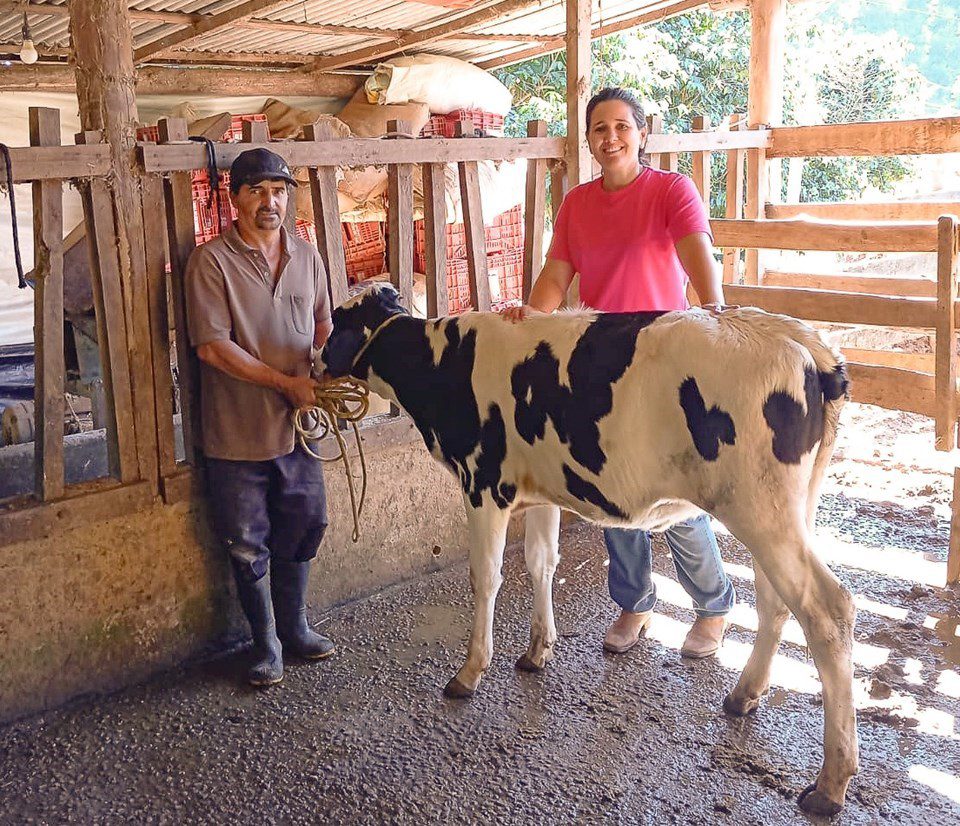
[232, 567, 284, 686]
[271, 560, 335, 660]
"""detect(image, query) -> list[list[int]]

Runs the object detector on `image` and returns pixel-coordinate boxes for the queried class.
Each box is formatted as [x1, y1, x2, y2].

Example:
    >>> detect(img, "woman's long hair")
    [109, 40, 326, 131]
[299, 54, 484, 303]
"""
[585, 87, 651, 168]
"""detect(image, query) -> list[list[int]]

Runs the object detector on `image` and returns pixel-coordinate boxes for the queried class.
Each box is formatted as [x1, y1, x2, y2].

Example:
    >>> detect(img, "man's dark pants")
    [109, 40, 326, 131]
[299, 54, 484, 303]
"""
[205, 445, 328, 582]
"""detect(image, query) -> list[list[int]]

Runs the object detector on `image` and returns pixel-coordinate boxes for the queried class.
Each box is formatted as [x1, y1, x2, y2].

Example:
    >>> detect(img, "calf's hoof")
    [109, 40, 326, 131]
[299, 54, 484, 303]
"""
[443, 676, 475, 700]
[515, 653, 544, 673]
[723, 692, 760, 717]
[798, 783, 843, 817]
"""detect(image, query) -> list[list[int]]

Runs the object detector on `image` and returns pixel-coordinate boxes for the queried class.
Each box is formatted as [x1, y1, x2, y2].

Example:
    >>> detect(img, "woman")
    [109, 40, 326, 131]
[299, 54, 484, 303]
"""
[503, 87, 735, 658]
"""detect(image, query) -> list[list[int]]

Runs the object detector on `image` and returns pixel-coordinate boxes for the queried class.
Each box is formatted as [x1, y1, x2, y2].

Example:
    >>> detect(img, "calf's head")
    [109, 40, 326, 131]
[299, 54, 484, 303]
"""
[318, 282, 409, 378]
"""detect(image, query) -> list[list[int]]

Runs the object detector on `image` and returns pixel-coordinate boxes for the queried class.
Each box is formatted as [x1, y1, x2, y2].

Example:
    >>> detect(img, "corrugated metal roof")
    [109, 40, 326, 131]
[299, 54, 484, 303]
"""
[1, 0, 708, 69]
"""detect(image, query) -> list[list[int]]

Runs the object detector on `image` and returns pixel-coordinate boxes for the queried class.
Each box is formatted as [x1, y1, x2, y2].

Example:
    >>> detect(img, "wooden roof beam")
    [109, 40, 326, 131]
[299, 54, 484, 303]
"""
[479, 0, 707, 68]
[0, 63, 362, 97]
[133, 0, 294, 63]
[307, 0, 547, 73]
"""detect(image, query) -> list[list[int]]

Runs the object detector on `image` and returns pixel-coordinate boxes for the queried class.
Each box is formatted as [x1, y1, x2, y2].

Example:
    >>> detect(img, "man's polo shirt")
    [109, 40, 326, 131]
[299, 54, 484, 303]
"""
[185, 224, 331, 461]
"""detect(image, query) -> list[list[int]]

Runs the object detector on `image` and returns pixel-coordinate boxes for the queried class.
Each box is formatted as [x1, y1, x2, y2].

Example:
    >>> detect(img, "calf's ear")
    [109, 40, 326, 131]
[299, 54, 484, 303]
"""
[321, 328, 365, 377]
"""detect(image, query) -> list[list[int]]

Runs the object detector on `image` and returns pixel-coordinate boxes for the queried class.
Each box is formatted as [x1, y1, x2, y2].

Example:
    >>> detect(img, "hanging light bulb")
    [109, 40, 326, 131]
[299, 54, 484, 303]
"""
[19, 13, 38, 65]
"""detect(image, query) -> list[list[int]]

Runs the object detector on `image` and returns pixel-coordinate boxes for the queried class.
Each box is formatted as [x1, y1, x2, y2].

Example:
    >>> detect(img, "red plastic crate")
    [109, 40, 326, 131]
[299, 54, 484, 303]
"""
[295, 219, 317, 246]
[414, 205, 524, 272]
[137, 113, 268, 145]
[341, 221, 387, 283]
[441, 247, 524, 315]
[419, 109, 505, 138]
[192, 179, 235, 244]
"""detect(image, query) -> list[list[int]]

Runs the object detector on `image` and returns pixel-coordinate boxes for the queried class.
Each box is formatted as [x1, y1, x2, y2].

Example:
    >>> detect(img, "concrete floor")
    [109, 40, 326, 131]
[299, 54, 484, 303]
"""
[2, 404, 959, 825]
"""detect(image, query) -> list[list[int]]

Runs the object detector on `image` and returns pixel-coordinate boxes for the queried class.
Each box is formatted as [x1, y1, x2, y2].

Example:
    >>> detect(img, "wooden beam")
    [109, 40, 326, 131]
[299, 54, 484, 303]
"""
[29, 107, 65, 501]
[766, 201, 960, 222]
[458, 157, 492, 311]
[302, 122, 349, 310]
[711, 218, 940, 253]
[0, 63, 361, 97]
[134, 0, 291, 63]
[691, 115, 711, 205]
[723, 113, 746, 284]
[763, 270, 936, 298]
[308, 0, 545, 72]
[478, 0, 706, 69]
[846, 362, 936, 418]
[768, 116, 960, 158]
[523, 120, 548, 303]
[949, 468, 960, 584]
[0, 145, 110, 184]
[141, 136, 566, 173]
[387, 121, 415, 311]
[935, 216, 958, 451]
[722, 284, 937, 329]
[421, 162, 449, 317]
[566, 0, 591, 187]
[840, 348, 934, 374]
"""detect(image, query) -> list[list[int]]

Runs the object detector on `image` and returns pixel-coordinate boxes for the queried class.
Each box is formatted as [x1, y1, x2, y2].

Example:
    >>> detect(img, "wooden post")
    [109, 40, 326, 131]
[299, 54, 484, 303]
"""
[548, 159, 568, 224]
[949, 468, 960, 585]
[523, 120, 548, 302]
[70, 0, 158, 487]
[455, 121, 492, 311]
[565, 0, 591, 186]
[646, 114, 663, 170]
[77, 132, 138, 483]
[745, 0, 786, 285]
[935, 215, 958, 451]
[158, 117, 200, 464]
[29, 107, 65, 500]
[723, 113, 746, 285]
[386, 119, 415, 310]
[302, 122, 349, 309]
[691, 115, 712, 206]
[421, 162, 449, 316]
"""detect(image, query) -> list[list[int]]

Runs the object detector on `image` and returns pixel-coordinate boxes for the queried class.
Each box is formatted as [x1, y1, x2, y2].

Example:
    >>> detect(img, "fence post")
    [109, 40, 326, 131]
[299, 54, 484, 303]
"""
[691, 115, 711, 206]
[421, 160, 449, 317]
[935, 215, 958, 451]
[744, 123, 769, 285]
[454, 121, 491, 311]
[30, 107, 65, 500]
[723, 113, 746, 285]
[386, 119, 415, 310]
[523, 120, 548, 302]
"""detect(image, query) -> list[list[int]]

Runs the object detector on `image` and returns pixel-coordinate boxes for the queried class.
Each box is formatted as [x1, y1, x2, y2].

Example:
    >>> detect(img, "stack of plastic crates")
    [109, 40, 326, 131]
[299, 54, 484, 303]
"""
[413, 204, 524, 313]
[341, 221, 387, 282]
[419, 109, 505, 138]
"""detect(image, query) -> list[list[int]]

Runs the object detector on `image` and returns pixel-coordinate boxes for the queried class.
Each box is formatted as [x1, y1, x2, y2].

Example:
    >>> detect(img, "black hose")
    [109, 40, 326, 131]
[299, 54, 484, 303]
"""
[0, 144, 27, 288]
[189, 135, 222, 233]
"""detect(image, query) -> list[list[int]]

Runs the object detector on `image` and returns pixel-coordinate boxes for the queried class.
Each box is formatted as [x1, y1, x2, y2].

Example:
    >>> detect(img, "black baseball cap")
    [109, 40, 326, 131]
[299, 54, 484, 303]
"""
[229, 148, 298, 192]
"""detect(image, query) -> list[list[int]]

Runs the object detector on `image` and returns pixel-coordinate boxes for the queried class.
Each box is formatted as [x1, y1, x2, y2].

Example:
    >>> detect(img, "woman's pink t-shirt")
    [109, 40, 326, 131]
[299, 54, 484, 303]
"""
[548, 167, 712, 312]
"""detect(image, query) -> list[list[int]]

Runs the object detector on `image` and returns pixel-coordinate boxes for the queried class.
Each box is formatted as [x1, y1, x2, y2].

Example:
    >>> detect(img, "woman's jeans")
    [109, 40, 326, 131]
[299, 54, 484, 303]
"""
[604, 514, 735, 617]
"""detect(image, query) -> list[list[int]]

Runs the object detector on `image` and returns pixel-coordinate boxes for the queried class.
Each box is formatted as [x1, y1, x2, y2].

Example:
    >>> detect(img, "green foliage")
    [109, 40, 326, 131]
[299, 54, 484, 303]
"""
[495, 6, 932, 209]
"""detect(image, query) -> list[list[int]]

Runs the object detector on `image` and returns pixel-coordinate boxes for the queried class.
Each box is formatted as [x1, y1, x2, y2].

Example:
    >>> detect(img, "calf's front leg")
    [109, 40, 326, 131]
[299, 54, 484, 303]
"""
[516, 505, 561, 673]
[444, 496, 512, 699]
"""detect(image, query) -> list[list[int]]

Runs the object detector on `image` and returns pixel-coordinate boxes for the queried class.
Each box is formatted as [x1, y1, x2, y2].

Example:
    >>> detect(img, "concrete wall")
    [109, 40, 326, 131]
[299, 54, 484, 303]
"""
[0, 436, 477, 723]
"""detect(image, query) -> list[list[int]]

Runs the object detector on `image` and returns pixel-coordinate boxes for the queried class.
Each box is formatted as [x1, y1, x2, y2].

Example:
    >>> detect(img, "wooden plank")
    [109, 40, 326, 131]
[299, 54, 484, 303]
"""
[523, 120, 548, 303]
[386, 120, 415, 311]
[935, 216, 959, 451]
[646, 128, 769, 154]
[549, 160, 568, 223]
[421, 162, 449, 317]
[0, 479, 154, 548]
[846, 361, 936, 418]
[141, 173, 177, 478]
[646, 115, 663, 171]
[840, 348, 934, 374]
[80, 177, 139, 483]
[0, 144, 111, 184]
[566, 0, 591, 186]
[160, 467, 198, 505]
[711, 218, 940, 252]
[159, 118, 200, 464]
[949, 467, 960, 584]
[302, 122, 349, 309]
[723, 114, 746, 284]
[141, 136, 566, 174]
[691, 116, 711, 205]
[766, 201, 960, 222]
[29, 107, 65, 501]
[459, 160, 491, 311]
[763, 270, 936, 298]
[723, 284, 937, 329]
[743, 146, 767, 283]
[241, 118, 270, 145]
[768, 116, 960, 158]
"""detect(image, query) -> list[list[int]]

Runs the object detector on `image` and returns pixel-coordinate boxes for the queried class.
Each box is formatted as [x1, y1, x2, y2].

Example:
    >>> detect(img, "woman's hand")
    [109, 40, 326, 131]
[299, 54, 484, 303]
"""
[500, 304, 537, 323]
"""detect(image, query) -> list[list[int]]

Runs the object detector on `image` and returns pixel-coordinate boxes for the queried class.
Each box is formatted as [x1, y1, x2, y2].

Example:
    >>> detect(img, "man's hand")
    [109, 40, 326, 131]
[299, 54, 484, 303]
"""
[499, 304, 537, 323]
[279, 374, 320, 408]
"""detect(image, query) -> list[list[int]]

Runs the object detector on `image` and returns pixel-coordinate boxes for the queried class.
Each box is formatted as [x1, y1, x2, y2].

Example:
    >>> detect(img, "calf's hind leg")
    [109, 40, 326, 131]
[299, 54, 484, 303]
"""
[723, 562, 789, 716]
[516, 505, 562, 673]
[444, 498, 512, 699]
[727, 519, 858, 816]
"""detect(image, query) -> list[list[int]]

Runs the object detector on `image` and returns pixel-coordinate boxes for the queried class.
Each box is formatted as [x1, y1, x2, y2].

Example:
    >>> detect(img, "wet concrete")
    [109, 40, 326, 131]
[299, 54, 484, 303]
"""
[1, 403, 959, 824]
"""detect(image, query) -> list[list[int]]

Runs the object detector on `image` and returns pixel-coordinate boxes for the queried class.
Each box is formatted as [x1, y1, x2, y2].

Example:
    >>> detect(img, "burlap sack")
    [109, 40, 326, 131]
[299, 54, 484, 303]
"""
[260, 98, 351, 140]
[337, 88, 430, 138]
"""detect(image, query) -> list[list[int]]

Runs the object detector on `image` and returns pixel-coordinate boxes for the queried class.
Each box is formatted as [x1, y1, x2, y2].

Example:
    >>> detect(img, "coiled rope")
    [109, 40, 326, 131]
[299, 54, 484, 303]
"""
[292, 377, 370, 542]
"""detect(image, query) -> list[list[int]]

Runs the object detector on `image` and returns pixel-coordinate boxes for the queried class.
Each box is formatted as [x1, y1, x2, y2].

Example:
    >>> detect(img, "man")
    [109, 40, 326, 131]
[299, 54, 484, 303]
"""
[185, 147, 335, 686]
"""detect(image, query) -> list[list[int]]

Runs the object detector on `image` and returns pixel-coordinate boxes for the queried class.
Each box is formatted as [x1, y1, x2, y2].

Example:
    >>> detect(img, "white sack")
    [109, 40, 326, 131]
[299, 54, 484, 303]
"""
[364, 54, 512, 117]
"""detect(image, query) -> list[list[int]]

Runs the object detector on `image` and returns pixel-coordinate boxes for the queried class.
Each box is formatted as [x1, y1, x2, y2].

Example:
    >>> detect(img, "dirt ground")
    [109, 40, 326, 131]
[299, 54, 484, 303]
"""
[0, 401, 958, 825]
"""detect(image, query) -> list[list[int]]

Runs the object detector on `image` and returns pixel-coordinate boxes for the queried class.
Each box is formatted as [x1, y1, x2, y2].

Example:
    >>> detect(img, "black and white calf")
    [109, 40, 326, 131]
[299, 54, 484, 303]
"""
[320, 284, 855, 816]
